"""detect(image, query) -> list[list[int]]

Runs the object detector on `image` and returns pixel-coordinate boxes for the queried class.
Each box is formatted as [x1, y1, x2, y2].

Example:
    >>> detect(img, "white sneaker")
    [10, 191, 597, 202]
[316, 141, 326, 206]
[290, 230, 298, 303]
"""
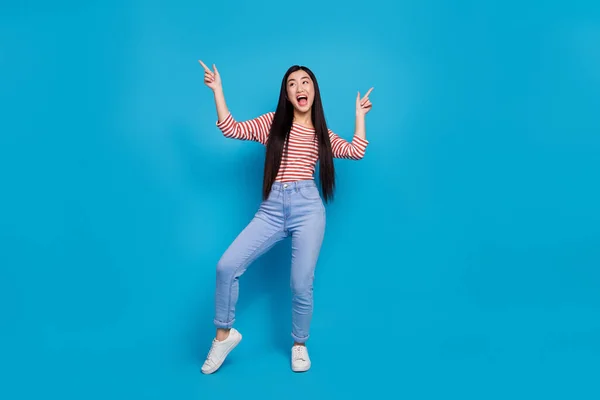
[201, 328, 242, 374]
[291, 345, 311, 372]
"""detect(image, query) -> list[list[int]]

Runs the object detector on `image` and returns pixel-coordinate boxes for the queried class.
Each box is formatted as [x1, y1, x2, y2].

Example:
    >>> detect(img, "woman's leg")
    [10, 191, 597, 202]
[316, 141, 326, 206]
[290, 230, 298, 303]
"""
[213, 212, 286, 331]
[285, 182, 326, 372]
[202, 191, 286, 374]
[282, 182, 326, 372]
[288, 207, 326, 345]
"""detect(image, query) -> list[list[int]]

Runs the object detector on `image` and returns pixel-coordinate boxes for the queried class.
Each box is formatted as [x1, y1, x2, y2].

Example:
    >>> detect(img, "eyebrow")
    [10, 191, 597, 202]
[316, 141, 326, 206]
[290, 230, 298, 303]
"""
[287, 75, 311, 83]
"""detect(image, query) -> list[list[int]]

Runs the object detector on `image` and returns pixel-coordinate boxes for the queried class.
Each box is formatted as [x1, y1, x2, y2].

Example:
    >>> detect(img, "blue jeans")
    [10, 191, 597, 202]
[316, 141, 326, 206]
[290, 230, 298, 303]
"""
[213, 180, 326, 343]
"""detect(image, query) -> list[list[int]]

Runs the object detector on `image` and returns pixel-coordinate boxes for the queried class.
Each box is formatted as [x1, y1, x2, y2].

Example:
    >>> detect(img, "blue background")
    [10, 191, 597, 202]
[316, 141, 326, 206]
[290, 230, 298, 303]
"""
[1, 0, 599, 399]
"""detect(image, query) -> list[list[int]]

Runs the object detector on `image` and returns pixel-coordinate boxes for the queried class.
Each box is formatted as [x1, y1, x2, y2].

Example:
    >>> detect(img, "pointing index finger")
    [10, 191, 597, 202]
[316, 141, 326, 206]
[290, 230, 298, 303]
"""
[363, 87, 374, 98]
[198, 60, 211, 73]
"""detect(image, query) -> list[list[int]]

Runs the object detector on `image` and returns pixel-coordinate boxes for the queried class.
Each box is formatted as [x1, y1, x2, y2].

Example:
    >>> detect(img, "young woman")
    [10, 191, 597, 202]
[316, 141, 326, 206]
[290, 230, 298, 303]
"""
[198, 60, 373, 374]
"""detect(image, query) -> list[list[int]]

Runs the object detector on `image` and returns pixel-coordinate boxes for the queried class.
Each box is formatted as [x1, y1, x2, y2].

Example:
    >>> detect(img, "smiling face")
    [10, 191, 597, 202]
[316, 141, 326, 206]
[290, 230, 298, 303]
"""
[286, 69, 315, 114]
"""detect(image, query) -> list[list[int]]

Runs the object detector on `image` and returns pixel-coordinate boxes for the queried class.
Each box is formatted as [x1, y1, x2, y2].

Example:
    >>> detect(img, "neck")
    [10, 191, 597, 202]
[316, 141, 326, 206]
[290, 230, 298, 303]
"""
[293, 110, 312, 127]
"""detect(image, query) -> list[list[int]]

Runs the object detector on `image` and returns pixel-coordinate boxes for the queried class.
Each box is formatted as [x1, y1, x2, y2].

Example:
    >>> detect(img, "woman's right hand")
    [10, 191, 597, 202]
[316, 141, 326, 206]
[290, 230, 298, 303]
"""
[198, 60, 222, 91]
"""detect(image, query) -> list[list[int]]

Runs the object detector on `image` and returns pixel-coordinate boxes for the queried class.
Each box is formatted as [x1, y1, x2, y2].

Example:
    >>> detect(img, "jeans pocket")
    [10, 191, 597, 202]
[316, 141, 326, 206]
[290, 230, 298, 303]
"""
[298, 186, 321, 201]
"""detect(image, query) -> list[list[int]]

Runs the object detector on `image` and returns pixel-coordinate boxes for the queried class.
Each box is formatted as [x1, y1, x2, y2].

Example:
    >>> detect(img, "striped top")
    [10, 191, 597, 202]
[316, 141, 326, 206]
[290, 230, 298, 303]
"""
[216, 112, 369, 182]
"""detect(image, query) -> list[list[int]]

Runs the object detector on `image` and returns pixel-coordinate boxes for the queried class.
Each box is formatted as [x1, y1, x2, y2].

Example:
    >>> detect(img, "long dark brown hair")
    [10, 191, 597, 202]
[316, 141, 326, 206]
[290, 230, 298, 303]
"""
[262, 65, 335, 202]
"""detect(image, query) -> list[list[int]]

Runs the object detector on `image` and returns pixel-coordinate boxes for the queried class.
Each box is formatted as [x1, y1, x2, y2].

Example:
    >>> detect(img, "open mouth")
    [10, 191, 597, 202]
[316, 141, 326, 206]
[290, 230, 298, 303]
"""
[296, 95, 308, 107]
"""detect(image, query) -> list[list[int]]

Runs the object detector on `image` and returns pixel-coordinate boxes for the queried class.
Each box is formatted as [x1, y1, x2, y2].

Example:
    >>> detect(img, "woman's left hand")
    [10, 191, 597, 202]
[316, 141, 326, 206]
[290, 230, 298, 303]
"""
[356, 87, 374, 116]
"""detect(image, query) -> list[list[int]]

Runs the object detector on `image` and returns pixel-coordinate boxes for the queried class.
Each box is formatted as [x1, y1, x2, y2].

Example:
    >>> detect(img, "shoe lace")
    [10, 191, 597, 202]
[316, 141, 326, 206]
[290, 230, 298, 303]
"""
[293, 346, 306, 361]
[207, 340, 218, 360]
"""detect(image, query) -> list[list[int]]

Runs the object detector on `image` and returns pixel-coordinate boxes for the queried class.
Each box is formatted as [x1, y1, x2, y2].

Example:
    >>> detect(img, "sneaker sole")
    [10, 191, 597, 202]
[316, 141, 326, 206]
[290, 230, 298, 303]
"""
[201, 333, 242, 374]
[291, 363, 311, 373]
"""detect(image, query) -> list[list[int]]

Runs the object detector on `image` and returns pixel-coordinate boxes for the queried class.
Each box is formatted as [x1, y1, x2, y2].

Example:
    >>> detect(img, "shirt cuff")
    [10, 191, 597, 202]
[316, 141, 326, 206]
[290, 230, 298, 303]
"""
[216, 112, 233, 129]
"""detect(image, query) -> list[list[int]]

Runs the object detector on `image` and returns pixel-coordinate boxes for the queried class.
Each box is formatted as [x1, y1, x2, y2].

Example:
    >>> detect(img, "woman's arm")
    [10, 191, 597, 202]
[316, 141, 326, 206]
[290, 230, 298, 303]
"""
[212, 86, 231, 125]
[354, 87, 373, 141]
[199, 60, 273, 144]
[354, 113, 367, 141]
[329, 129, 369, 160]
[328, 87, 374, 159]
[216, 112, 274, 145]
[200, 60, 229, 122]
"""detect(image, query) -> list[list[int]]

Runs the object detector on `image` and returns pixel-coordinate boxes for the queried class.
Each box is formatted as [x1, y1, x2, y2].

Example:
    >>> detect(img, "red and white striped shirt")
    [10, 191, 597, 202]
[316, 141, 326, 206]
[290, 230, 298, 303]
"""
[216, 112, 369, 182]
